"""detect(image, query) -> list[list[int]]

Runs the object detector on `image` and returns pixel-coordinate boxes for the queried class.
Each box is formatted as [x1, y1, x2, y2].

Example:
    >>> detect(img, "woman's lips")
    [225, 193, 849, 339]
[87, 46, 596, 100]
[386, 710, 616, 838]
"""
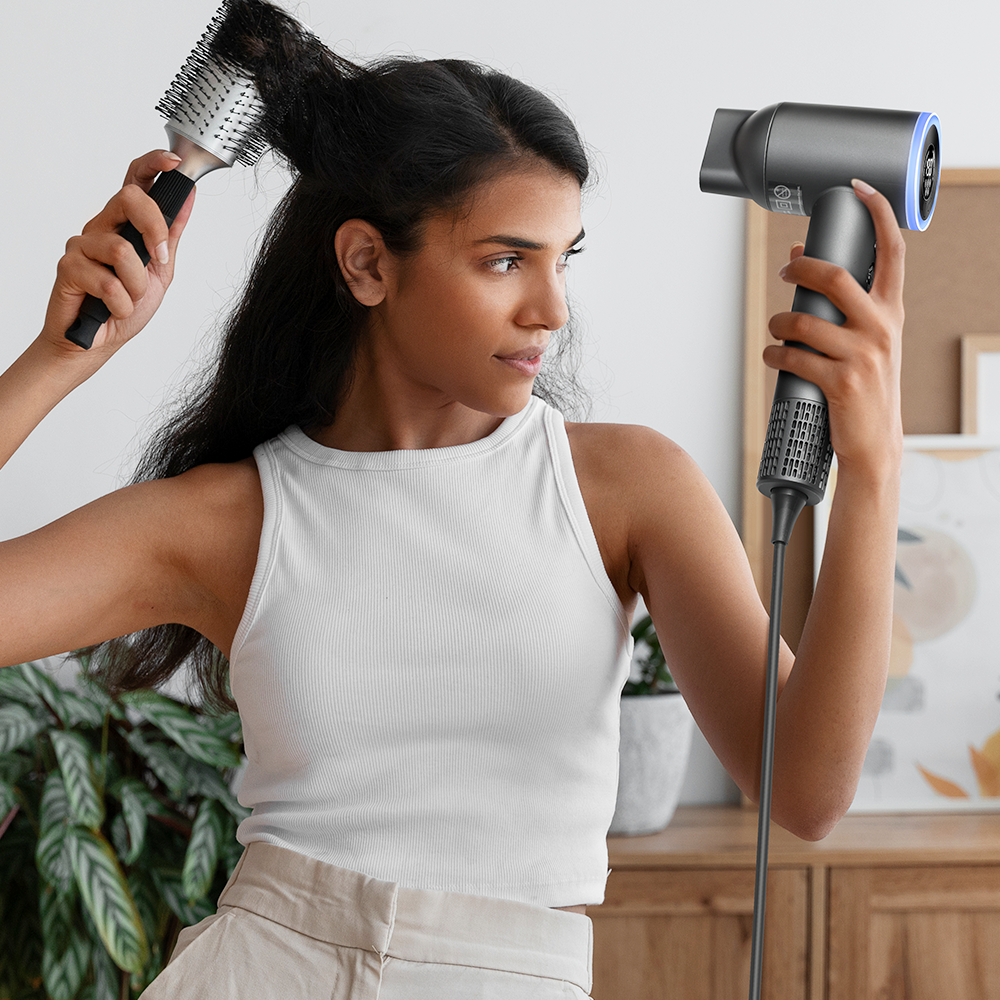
[495, 355, 543, 376]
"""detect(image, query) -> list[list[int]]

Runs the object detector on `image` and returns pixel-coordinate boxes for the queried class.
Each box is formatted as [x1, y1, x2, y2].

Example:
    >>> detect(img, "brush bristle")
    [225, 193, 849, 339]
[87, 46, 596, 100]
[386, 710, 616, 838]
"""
[156, 0, 269, 167]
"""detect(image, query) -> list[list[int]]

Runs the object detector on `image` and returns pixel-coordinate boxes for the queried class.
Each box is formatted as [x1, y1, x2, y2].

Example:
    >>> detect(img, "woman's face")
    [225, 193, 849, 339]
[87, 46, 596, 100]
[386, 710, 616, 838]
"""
[368, 161, 584, 418]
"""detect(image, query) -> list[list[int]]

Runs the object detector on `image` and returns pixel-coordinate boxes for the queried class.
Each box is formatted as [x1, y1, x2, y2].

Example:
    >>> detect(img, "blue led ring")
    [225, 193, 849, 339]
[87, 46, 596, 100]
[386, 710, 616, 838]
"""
[906, 112, 941, 231]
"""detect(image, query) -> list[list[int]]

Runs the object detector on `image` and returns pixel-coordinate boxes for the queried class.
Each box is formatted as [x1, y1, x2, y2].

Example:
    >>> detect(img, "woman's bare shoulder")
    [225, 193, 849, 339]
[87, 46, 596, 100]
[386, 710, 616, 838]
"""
[564, 419, 693, 482]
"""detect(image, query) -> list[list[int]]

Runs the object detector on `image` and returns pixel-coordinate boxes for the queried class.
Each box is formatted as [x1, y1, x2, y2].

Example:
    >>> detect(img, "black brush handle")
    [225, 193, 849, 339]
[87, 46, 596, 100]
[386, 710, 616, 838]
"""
[64, 169, 196, 350]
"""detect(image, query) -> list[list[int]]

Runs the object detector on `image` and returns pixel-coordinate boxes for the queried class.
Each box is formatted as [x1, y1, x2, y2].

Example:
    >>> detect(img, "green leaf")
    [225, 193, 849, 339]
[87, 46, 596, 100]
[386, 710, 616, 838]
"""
[0, 702, 47, 754]
[183, 759, 250, 823]
[125, 730, 189, 798]
[199, 710, 244, 745]
[76, 673, 128, 721]
[0, 777, 18, 817]
[86, 919, 122, 1000]
[50, 730, 105, 829]
[66, 826, 149, 975]
[152, 868, 216, 926]
[39, 881, 78, 952]
[0, 664, 44, 707]
[121, 691, 242, 768]
[40, 886, 90, 1000]
[36, 774, 75, 896]
[182, 799, 225, 902]
[58, 689, 108, 729]
[118, 778, 152, 864]
[17, 661, 75, 720]
[0, 749, 33, 784]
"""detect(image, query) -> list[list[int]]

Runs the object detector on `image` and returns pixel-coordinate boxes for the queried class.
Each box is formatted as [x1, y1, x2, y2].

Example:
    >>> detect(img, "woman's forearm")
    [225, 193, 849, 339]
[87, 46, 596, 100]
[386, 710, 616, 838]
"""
[0, 335, 104, 472]
[770, 463, 901, 838]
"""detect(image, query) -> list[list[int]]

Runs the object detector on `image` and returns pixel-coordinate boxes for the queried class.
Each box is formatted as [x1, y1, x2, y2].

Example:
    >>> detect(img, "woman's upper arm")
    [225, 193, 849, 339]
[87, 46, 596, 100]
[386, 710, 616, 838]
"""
[0, 460, 261, 668]
[624, 427, 793, 800]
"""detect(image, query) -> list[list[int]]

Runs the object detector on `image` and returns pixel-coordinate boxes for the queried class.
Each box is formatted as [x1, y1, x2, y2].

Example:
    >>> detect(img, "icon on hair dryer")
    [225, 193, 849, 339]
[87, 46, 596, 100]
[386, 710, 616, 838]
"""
[700, 102, 940, 506]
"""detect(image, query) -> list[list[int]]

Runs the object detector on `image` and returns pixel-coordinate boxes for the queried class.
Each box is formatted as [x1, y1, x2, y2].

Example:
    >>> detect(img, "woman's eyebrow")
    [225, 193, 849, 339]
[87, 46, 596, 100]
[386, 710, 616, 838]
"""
[473, 228, 586, 251]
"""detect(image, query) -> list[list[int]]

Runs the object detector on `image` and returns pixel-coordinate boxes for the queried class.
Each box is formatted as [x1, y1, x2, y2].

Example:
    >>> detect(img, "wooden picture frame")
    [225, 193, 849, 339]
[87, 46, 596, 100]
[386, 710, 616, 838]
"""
[961, 333, 1000, 434]
[742, 169, 1000, 650]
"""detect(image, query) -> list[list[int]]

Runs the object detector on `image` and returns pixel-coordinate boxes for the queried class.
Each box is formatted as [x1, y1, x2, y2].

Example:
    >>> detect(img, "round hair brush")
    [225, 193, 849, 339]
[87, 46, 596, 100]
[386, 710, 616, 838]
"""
[64, 0, 269, 350]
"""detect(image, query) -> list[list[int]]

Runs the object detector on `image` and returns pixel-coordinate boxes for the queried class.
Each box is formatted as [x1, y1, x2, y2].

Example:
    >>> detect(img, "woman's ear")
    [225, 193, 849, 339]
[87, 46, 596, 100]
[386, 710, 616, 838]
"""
[334, 220, 393, 306]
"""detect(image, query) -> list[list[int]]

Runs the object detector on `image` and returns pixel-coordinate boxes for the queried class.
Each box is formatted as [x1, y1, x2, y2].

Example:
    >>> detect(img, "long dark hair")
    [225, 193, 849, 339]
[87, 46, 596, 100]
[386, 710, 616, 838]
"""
[83, 0, 593, 714]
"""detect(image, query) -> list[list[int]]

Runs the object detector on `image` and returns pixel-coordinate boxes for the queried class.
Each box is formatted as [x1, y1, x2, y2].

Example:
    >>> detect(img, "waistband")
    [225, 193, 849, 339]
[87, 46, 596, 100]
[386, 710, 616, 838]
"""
[216, 842, 593, 993]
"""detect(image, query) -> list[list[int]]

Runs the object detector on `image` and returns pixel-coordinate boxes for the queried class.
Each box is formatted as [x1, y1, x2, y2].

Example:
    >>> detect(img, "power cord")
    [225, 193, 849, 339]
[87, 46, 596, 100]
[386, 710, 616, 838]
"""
[748, 486, 807, 1000]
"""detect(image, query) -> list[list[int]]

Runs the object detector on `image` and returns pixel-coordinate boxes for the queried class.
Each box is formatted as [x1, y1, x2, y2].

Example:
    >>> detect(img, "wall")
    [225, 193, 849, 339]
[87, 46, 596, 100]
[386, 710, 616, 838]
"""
[2, 0, 997, 804]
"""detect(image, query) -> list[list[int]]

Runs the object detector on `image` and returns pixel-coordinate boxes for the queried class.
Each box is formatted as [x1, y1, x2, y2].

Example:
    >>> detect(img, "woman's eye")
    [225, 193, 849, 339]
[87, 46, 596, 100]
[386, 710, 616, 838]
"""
[487, 256, 521, 274]
[560, 246, 585, 269]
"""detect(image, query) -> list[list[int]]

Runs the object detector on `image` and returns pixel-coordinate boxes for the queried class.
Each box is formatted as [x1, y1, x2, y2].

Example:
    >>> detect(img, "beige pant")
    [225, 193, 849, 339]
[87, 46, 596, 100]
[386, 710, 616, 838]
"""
[141, 842, 593, 999]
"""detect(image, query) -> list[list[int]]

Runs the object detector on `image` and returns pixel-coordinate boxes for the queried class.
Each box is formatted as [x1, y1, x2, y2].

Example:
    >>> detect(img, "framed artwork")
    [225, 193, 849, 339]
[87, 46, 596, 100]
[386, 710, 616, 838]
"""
[816, 437, 1000, 812]
[961, 333, 1000, 435]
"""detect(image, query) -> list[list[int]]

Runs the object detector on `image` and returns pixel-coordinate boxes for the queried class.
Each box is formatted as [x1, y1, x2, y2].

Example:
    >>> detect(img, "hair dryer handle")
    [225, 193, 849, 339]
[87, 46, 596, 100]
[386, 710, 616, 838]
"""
[757, 186, 876, 505]
[64, 169, 196, 350]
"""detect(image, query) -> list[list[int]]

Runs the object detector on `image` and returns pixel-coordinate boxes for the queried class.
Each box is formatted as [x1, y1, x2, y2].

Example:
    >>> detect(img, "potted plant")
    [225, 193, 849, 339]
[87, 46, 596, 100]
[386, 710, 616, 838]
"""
[0, 656, 248, 1000]
[609, 614, 694, 835]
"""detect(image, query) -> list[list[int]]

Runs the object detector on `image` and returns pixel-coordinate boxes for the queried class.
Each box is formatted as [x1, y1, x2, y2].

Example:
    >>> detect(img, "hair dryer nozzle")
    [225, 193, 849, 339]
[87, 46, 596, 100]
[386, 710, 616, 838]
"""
[699, 109, 754, 199]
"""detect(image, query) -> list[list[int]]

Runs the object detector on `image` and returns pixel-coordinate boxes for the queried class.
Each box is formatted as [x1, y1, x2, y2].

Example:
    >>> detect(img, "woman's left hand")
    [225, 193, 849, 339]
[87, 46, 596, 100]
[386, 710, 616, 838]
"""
[762, 179, 906, 485]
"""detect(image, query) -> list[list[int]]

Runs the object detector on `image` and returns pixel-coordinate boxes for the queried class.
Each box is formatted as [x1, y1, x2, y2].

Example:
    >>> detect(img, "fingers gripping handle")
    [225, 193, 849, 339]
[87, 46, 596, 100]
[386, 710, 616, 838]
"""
[756, 186, 877, 505]
[63, 169, 196, 350]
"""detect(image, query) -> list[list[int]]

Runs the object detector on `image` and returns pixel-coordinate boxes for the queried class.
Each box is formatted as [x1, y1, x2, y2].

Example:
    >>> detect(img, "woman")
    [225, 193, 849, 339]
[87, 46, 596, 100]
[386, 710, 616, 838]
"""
[0, 2, 905, 996]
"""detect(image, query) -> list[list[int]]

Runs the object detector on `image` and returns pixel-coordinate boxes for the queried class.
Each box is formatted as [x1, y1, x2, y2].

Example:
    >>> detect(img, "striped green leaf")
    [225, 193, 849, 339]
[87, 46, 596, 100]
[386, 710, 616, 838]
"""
[182, 799, 225, 901]
[0, 778, 17, 817]
[152, 868, 216, 926]
[50, 730, 105, 829]
[88, 928, 121, 1000]
[183, 758, 251, 822]
[66, 827, 149, 974]
[40, 886, 90, 1000]
[39, 881, 77, 950]
[76, 673, 128, 721]
[125, 730, 188, 798]
[0, 664, 42, 707]
[17, 661, 73, 721]
[118, 778, 151, 864]
[59, 689, 108, 729]
[0, 702, 47, 753]
[36, 773, 75, 895]
[121, 691, 242, 768]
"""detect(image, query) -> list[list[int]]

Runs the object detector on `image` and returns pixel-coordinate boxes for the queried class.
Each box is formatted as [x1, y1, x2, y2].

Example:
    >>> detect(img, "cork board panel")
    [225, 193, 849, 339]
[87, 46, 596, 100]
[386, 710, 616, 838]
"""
[742, 169, 1000, 649]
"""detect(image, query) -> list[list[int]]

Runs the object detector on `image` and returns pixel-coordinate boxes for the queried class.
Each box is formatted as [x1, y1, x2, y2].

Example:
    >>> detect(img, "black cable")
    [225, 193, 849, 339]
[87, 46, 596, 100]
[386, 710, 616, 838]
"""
[748, 487, 807, 1000]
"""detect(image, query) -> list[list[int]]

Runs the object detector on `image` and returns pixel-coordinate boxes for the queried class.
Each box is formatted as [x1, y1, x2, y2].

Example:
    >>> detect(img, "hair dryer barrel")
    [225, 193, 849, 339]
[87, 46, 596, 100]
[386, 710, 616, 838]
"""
[700, 102, 940, 231]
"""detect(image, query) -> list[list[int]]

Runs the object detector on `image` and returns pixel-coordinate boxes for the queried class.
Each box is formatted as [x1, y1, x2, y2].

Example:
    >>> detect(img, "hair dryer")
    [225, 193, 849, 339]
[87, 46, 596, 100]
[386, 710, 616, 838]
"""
[700, 102, 940, 512]
[699, 101, 940, 1000]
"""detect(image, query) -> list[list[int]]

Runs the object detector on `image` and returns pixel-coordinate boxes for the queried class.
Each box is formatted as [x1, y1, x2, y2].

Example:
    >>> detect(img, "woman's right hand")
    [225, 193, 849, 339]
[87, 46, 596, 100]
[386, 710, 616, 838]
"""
[41, 149, 196, 357]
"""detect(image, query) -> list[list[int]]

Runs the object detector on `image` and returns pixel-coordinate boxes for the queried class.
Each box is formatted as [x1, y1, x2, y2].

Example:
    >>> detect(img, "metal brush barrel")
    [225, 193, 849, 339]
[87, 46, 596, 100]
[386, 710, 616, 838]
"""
[757, 186, 877, 505]
[158, 57, 266, 181]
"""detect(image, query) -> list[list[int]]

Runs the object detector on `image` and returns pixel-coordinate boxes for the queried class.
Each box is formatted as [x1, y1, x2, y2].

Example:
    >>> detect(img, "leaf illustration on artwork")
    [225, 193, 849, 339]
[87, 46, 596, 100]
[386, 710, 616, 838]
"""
[895, 527, 921, 590]
[915, 763, 969, 798]
[969, 746, 1000, 797]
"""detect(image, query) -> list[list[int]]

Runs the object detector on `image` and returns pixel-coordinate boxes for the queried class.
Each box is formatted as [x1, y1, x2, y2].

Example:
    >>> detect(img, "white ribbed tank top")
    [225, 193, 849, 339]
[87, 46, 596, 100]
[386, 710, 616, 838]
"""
[229, 395, 634, 906]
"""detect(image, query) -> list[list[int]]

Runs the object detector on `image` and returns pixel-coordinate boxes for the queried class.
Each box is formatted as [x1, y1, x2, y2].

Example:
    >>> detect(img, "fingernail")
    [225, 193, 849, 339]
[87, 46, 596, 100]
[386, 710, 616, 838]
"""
[778, 264, 789, 279]
[852, 178, 876, 196]
[163, 151, 182, 162]
[155, 241, 169, 264]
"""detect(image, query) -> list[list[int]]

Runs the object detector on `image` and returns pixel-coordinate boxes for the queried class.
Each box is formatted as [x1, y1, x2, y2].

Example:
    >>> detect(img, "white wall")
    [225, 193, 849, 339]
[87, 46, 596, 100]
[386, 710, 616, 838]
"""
[2, 0, 997, 804]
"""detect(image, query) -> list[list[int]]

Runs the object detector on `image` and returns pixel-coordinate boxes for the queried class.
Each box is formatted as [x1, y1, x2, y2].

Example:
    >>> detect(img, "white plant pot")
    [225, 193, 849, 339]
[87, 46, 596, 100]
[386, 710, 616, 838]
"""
[609, 693, 694, 836]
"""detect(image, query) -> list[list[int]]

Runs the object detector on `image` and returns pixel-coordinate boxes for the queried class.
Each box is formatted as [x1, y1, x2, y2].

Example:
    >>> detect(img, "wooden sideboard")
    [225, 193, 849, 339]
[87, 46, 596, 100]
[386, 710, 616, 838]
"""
[586, 805, 1000, 999]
